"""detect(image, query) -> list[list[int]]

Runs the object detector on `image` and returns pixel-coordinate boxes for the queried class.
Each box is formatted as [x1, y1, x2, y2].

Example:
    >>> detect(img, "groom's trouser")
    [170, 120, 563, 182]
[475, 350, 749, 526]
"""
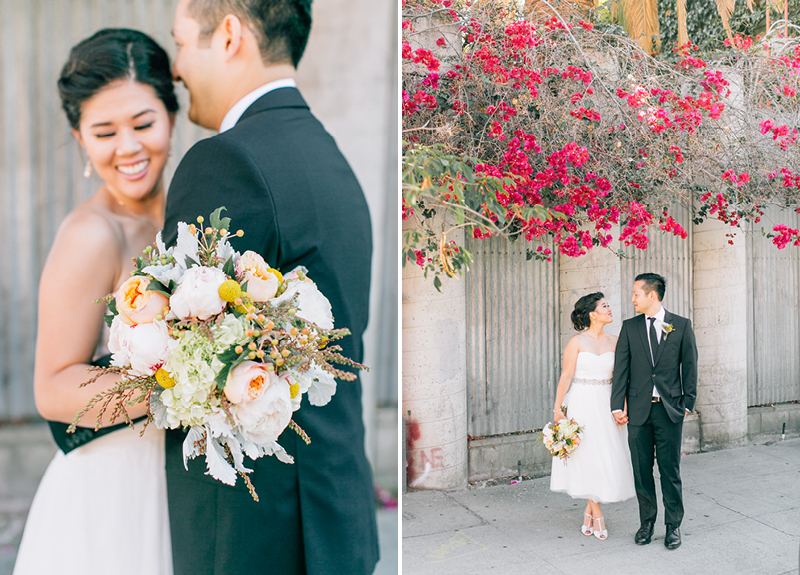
[627, 401, 684, 527]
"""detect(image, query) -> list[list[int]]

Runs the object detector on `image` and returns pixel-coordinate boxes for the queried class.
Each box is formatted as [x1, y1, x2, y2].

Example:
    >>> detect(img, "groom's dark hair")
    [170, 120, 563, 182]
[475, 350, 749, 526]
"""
[188, 0, 312, 67]
[635, 272, 666, 301]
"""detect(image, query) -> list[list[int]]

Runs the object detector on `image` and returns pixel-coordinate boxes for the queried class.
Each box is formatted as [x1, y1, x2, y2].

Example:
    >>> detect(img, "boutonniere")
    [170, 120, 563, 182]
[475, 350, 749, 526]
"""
[661, 323, 675, 340]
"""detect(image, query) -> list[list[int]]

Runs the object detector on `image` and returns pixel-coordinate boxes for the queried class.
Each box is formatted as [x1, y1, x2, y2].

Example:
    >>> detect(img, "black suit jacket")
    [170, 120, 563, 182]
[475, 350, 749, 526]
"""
[611, 311, 698, 426]
[162, 87, 378, 575]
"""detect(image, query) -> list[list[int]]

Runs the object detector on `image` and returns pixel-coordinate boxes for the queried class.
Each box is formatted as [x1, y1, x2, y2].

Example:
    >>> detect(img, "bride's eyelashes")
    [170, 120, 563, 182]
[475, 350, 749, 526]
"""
[93, 123, 154, 139]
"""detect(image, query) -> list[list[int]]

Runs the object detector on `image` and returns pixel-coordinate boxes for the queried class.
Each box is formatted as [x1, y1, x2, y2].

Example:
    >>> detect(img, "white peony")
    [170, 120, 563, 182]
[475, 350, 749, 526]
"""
[274, 280, 334, 329]
[169, 266, 227, 320]
[127, 320, 171, 377]
[108, 315, 133, 368]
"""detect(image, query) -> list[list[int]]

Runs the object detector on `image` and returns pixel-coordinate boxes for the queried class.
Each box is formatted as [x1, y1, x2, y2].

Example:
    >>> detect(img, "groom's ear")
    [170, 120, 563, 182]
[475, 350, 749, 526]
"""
[220, 14, 244, 62]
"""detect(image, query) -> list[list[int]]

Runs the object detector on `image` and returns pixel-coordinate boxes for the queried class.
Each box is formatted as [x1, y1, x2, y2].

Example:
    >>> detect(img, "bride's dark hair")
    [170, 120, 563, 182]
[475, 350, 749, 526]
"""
[571, 292, 604, 331]
[58, 28, 179, 129]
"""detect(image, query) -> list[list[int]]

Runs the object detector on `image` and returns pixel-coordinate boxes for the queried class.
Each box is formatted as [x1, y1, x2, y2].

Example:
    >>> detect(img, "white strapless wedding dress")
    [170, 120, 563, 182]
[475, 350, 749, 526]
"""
[550, 351, 635, 503]
[12, 422, 173, 575]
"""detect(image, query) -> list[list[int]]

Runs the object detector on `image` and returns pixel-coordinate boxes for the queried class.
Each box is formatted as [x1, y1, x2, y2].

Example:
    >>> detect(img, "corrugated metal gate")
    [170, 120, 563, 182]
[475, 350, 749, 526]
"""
[747, 206, 800, 405]
[465, 236, 560, 436]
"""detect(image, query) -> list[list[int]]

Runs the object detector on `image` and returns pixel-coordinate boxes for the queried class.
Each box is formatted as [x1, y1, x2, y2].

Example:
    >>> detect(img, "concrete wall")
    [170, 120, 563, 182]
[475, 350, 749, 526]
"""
[692, 218, 749, 450]
[559, 228, 623, 349]
[402, 219, 469, 490]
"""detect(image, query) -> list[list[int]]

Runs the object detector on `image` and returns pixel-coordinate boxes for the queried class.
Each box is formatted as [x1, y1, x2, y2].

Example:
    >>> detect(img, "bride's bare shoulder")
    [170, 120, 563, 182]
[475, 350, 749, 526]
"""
[43, 202, 125, 281]
[566, 332, 585, 351]
[54, 201, 124, 251]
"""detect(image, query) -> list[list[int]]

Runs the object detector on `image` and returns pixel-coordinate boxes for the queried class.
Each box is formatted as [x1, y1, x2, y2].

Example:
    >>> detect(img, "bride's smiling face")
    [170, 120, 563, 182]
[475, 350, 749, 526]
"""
[74, 79, 174, 203]
[590, 298, 613, 325]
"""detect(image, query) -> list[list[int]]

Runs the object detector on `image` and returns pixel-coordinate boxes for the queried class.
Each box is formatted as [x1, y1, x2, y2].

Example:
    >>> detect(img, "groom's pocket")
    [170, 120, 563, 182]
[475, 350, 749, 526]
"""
[670, 387, 683, 398]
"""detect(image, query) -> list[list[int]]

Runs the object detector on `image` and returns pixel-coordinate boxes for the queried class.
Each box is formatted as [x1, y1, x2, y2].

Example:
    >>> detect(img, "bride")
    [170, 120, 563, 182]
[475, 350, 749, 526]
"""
[549, 292, 635, 540]
[13, 29, 178, 575]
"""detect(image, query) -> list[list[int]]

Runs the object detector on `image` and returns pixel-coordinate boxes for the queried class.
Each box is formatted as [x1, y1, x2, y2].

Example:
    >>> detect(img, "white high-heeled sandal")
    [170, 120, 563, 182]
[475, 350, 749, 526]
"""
[593, 515, 608, 540]
[581, 512, 593, 536]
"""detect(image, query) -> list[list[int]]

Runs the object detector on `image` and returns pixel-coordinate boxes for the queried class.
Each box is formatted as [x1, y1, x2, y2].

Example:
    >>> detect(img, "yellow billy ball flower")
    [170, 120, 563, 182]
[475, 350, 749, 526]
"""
[155, 368, 175, 389]
[267, 267, 284, 284]
[289, 382, 300, 399]
[218, 279, 243, 303]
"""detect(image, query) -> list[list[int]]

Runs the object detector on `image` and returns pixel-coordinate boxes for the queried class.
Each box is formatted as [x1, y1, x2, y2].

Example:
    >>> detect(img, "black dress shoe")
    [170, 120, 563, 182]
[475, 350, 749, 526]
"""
[635, 520, 654, 545]
[664, 524, 681, 549]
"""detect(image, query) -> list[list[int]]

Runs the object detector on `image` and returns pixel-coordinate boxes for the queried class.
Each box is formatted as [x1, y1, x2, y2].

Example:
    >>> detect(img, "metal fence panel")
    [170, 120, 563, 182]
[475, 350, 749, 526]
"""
[620, 204, 693, 322]
[747, 207, 800, 405]
[0, 0, 211, 420]
[466, 237, 560, 436]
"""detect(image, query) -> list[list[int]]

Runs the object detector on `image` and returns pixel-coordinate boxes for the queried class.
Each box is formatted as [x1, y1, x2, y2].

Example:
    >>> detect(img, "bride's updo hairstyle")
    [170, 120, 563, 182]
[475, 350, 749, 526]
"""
[571, 292, 604, 331]
[57, 28, 179, 130]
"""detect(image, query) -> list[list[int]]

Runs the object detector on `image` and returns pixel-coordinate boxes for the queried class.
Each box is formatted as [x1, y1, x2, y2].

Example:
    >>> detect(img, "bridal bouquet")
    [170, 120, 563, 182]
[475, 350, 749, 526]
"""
[542, 408, 584, 462]
[69, 207, 364, 500]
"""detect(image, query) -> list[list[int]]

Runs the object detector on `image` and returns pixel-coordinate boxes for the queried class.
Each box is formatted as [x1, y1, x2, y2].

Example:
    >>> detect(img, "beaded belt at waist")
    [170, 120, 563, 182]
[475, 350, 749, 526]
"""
[571, 377, 612, 386]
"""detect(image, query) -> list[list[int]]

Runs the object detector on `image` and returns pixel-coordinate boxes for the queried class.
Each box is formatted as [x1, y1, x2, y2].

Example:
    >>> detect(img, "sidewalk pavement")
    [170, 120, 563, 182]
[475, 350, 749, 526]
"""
[403, 438, 800, 575]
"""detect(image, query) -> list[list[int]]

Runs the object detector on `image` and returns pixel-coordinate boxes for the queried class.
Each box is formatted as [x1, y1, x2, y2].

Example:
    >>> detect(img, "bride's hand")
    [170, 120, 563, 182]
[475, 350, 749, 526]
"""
[613, 410, 628, 425]
[553, 408, 566, 423]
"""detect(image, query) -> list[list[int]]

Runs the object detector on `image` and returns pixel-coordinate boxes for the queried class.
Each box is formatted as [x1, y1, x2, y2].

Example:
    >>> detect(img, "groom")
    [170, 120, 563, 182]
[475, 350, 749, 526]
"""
[611, 273, 697, 550]
[162, 1, 379, 573]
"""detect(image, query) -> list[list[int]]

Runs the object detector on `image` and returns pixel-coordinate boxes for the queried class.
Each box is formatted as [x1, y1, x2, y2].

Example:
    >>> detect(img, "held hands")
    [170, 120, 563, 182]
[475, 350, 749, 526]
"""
[613, 410, 628, 426]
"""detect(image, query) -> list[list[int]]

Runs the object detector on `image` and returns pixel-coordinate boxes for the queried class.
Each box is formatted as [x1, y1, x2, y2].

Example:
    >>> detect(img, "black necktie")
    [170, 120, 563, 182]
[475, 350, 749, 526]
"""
[649, 316, 659, 362]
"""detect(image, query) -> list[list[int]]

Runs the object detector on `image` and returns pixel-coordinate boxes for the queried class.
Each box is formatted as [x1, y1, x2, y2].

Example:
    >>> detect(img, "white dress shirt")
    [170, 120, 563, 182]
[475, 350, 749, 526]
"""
[645, 306, 666, 398]
[218, 78, 297, 133]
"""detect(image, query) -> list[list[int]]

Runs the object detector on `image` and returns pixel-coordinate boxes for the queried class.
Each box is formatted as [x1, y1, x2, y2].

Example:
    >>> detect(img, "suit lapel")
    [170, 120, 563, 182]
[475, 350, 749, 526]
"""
[653, 310, 672, 367]
[636, 314, 654, 367]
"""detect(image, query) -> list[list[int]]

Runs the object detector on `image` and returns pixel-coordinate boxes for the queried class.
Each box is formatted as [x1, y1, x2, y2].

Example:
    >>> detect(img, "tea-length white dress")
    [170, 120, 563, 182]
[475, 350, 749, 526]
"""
[13, 329, 172, 575]
[550, 351, 636, 503]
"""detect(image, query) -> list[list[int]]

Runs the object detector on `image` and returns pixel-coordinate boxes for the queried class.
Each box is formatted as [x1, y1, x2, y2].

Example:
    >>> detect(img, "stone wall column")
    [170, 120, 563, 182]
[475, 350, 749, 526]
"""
[402, 220, 468, 490]
[692, 219, 748, 450]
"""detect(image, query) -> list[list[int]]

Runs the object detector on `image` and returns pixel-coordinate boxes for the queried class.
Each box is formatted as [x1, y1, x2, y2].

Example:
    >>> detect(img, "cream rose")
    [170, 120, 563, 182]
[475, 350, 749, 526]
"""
[169, 266, 227, 320]
[116, 276, 170, 325]
[233, 383, 293, 444]
[224, 361, 282, 405]
[236, 251, 280, 302]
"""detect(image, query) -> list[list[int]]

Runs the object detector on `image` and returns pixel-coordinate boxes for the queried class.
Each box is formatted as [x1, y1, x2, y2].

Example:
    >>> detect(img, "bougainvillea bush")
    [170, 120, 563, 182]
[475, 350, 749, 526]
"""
[402, 0, 800, 286]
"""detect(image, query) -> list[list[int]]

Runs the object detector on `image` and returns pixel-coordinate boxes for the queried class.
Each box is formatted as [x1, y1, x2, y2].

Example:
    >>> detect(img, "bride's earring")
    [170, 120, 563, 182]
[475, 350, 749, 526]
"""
[84, 160, 93, 179]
